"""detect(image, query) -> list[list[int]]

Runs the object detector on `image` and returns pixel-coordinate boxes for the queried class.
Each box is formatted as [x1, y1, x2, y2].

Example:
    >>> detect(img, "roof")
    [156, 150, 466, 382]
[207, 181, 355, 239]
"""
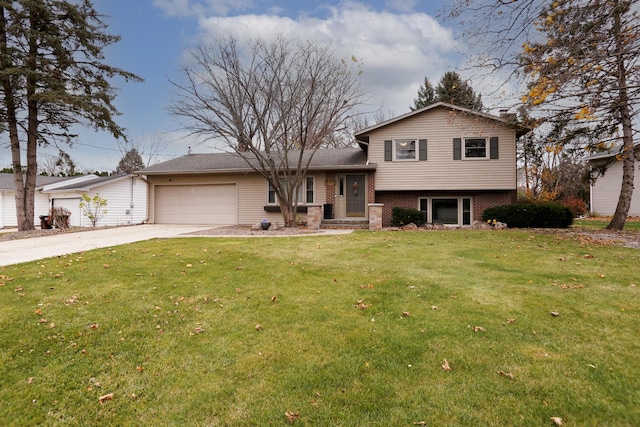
[43, 174, 137, 192]
[0, 173, 70, 191]
[585, 142, 640, 161]
[354, 102, 532, 141]
[140, 148, 373, 175]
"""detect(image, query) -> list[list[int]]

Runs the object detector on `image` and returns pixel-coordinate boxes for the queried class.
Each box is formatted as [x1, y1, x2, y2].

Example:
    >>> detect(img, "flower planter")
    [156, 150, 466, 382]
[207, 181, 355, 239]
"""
[261, 221, 271, 230]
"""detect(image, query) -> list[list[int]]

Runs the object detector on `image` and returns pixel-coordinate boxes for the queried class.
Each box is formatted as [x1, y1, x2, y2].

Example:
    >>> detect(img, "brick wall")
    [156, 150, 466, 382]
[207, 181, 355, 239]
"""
[375, 190, 517, 226]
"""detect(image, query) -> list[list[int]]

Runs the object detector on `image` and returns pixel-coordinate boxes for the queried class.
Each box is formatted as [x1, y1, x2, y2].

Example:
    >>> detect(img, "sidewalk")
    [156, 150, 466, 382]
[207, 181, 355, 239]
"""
[0, 224, 212, 267]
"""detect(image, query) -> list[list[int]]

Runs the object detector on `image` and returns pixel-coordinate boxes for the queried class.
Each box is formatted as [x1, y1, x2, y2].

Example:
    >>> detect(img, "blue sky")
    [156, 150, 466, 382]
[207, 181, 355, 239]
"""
[1, 0, 515, 172]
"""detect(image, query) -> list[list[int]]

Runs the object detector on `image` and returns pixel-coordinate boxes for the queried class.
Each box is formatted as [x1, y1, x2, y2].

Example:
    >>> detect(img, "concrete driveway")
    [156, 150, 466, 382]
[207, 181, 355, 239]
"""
[0, 224, 213, 267]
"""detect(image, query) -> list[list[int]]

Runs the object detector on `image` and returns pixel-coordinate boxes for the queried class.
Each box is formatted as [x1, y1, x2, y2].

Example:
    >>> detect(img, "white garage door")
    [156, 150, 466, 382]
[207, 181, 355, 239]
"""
[155, 184, 237, 225]
[52, 198, 82, 227]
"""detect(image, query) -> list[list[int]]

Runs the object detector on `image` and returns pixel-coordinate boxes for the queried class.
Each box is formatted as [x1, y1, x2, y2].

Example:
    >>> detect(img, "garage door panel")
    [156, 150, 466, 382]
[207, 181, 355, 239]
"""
[155, 184, 237, 225]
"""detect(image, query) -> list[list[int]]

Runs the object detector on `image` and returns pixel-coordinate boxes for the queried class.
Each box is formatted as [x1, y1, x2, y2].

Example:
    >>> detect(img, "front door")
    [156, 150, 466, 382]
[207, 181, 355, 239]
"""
[346, 174, 365, 217]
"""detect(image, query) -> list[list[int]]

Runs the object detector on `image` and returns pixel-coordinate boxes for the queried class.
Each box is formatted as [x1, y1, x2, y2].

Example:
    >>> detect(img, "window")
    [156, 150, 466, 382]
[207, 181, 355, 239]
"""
[464, 138, 487, 159]
[418, 197, 472, 226]
[395, 139, 417, 160]
[267, 176, 314, 204]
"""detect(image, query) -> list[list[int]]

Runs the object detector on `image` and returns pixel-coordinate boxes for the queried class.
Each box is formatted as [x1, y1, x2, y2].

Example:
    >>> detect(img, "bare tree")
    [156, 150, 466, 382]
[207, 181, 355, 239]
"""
[443, 0, 640, 229]
[169, 36, 365, 227]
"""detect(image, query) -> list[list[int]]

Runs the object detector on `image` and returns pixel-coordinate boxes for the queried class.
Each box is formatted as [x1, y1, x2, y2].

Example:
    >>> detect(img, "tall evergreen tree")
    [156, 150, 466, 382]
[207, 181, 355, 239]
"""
[0, 0, 142, 230]
[411, 72, 483, 111]
[411, 77, 436, 110]
[115, 148, 145, 175]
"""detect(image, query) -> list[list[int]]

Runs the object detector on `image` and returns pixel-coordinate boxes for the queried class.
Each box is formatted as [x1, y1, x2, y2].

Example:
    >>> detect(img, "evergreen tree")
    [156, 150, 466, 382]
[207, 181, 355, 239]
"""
[411, 77, 436, 110]
[435, 71, 483, 111]
[116, 148, 145, 175]
[0, 1, 142, 230]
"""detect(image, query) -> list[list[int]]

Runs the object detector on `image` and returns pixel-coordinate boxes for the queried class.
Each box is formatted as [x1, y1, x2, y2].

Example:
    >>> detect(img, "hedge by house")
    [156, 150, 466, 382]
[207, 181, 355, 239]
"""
[482, 202, 574, 228]
[391, 207, 426, 227]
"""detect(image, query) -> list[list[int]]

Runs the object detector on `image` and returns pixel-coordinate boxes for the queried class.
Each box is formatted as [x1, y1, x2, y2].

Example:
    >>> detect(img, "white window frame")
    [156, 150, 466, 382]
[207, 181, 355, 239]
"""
[418, 197, 473, 226]
[267, 176, 315, 205]
[463, 137, 489, 160]
[393, 138, 418, 161]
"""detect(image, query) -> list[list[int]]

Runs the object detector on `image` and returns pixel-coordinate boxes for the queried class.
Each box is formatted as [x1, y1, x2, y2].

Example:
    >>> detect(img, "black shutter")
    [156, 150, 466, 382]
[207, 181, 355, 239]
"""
[490, 137, 499, 159]
[453, 138, 462, 160]
[419, 139, 428, 161]
[384, 140, 392, 161]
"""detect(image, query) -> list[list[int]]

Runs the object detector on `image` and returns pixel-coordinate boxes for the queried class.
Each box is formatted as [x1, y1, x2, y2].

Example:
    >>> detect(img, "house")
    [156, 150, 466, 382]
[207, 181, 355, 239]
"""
[587, 144, 640, 216]
[0, 174, 68, 228]
[141, 102, 529, 227]
[0, 173, 147, 228]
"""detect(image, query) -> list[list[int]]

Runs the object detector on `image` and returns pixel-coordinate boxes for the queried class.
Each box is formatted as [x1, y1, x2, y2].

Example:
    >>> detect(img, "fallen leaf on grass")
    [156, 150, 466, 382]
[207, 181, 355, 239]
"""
[285, 411, 300, 424]
[473, 326, 486, 333]
[98, 393, 114, 403]
[402, 311, 411, 317]
[191, 327, 204, 335]
[498, 370, 514, 379]
[136, 365, 144, 372]
[551, 417, 563, 425]
[431, 305, 438, 310]
[442, 359, 451, 372]
[271, 296, 278, 302]
[551, 311, 560, 317]
[255, 324, 262, 331]
[355, 300, 371, 309]
[505, 318, 516, 324]
[103, 264, 110, 269]
[413, 422, 427, 426]
[89, 323, 99, 329]
[27, 377, 34, 384]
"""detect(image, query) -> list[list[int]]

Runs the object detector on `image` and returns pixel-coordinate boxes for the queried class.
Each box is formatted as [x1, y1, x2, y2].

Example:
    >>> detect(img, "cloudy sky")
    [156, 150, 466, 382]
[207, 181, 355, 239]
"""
[0, 0, 519, 172]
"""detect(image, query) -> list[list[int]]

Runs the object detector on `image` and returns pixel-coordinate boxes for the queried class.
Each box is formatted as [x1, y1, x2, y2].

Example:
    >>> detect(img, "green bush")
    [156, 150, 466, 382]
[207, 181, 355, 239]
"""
[482, 202, 574, 228]
[391, 206, 426, 227]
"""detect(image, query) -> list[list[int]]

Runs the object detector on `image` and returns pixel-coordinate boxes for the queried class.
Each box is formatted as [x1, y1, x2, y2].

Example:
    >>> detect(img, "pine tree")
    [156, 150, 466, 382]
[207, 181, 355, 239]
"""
[116, 148, 145, 175]
[0, 1, 142, 230]
[411, 77, 436, 110]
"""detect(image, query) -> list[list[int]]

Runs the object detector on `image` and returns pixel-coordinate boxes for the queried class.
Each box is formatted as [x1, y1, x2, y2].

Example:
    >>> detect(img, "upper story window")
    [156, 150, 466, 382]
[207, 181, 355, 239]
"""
[394, 139, 417, 160]
[464, 138, 488, 159]
[267, 176, 314, 204]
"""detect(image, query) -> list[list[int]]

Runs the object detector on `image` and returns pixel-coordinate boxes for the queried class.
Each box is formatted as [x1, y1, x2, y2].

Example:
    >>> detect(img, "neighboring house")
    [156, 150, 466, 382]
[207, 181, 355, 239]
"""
[0, 174, 68, 228]
[0, 173, 147, 228]
[141, 102, 529, 227]
[587, 144, 640, 216]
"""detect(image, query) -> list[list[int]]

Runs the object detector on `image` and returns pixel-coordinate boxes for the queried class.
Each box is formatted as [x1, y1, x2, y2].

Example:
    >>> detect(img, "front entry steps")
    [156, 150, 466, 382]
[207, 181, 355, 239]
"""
[320, 218, 369, 229]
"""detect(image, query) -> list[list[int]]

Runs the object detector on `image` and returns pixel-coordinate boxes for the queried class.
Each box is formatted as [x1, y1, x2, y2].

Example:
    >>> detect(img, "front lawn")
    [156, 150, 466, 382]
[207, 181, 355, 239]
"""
[574, 216, 640, 230]
[1, 230, 638, 425]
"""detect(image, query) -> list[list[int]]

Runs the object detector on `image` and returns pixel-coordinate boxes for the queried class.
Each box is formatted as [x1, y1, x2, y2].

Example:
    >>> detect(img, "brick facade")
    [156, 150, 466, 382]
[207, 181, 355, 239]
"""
[375, 190, 516, 227]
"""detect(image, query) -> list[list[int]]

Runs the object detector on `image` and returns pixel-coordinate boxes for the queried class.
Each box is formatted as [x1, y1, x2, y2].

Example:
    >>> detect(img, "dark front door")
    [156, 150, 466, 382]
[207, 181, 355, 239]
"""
[346, 174, 365, 217]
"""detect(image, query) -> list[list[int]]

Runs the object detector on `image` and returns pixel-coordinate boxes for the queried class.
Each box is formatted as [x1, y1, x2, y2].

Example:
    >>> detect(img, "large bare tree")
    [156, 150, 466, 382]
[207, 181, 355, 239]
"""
[0, 0, 141, 230]
[169, 36, 365, 227]
[443, 0, 640, 229]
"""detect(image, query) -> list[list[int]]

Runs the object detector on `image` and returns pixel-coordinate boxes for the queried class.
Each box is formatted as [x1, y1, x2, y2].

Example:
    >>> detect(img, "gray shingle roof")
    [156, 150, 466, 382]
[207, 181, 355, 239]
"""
[140, 148, 373, 175]
[0, 173, 70, 190]
[45, 174, 131, 192]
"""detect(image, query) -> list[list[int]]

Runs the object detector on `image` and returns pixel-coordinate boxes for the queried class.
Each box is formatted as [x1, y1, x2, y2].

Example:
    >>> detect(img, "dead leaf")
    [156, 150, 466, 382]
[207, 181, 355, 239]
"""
[99, 393, 114, 403]
[271, 296, 278, 302]
[27, 377, 34, 384]
[473, 326, 486, 333]
[192, 327, 204, 334]
[89, 323, 99, 329]
[15, 286, 23, 292]
[551, 311, 560, 317]
[498, 370, 514, 379]
[355, 300, 371, 309]
[551, 417, 563, 426]
[414, 422, 427, 426]
[505, 318, 516, 324]
[431, 305, 438, 310]
[442, 359, 451, 372]
[285, 411, 300, 424]
[103, 264, 110, 269]
[255, 324, 262, 331]
[136, 365, 144, 372]
[402, 311, 411, 317]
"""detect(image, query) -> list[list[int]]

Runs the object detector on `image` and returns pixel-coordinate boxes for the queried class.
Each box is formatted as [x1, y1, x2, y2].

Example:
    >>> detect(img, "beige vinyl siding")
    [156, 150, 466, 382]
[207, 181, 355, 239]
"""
[148, 172, 327, 226]
[368, 108, 517, 191]
[591, 160, 640, 216]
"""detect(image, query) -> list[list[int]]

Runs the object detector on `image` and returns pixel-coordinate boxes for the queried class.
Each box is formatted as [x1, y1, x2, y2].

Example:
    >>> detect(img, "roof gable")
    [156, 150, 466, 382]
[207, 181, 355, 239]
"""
[355, 102, 530, 142]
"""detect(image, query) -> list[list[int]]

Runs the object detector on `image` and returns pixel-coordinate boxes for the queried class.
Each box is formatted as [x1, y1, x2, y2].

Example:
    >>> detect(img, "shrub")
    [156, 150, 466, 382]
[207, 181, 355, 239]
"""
[391, 207, 426, 227]
[49, 206, 71, 229]
[560, 197, 588, 217]
[482, 202, 573, 228]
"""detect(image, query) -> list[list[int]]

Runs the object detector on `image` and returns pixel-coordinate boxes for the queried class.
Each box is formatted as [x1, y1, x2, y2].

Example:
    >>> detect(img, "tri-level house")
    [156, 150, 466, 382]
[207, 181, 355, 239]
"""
[141, 102, 530, 228]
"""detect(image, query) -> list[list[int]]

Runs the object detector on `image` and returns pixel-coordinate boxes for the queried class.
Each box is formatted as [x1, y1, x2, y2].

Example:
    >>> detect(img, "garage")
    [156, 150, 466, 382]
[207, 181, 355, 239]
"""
[154, 184, 237, 225]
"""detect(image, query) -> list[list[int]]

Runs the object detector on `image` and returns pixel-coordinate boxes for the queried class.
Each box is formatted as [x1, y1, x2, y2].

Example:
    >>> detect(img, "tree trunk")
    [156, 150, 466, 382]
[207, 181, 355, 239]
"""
[279, 202, 296, 228]
[607, 5, 634, 231]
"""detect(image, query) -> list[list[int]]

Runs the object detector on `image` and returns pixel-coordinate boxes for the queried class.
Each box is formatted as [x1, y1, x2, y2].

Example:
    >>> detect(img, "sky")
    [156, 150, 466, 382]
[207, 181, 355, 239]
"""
[0, 0, 519, 173]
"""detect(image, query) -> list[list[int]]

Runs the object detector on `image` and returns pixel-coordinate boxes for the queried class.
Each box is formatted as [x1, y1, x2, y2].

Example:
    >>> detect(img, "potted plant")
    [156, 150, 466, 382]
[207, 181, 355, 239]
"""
[261, 219, 271, 230]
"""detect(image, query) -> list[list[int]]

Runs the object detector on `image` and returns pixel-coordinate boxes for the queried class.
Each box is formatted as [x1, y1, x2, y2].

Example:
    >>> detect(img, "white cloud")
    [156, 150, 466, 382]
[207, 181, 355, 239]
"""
[194, 2, 459, 117]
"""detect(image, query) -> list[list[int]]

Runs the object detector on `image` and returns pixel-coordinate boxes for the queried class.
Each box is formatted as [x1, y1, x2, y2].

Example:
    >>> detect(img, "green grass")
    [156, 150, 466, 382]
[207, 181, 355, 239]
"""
[574, 217, 640, 230]
[1, 230, 639, 426]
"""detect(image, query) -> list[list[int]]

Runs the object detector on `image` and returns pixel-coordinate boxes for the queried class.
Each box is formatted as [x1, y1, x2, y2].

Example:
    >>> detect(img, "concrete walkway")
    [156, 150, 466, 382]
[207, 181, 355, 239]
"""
[0, 225, 213, 267]
[0, 224, 354, 266]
